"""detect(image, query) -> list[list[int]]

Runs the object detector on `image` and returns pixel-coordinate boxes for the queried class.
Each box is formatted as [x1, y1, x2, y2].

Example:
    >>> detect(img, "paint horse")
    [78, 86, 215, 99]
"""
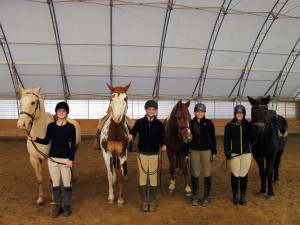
[17, 86, 81, 205]
[99, 83, 131, 206]
[165, 100, 193, 196]
[248, 95, 288, 200]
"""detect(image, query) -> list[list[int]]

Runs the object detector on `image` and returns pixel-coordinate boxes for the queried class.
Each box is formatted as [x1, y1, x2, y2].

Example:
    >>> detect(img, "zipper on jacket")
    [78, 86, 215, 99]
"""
[240, 124, 243, 154]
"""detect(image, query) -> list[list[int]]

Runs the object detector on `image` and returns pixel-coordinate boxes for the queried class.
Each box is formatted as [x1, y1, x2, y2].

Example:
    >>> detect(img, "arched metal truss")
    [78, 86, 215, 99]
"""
[0, 22, 23, 113]
[264, 37, 300, 110]
[228, 0, 289, 101]
[48, 0, 70, 99]
[191, 0, 232, 101]
[153, 0, 174, 99]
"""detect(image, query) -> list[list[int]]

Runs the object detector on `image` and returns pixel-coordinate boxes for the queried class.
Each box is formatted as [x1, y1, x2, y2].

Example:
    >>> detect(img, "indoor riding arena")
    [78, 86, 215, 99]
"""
[0, 1, 300, 225]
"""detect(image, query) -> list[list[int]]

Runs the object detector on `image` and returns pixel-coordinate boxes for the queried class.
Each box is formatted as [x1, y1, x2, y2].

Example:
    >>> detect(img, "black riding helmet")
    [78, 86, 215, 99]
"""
[144, 100, 158, 110]
[55, 101, 69, 114]
[194, 103, 206, 112]
[234, 105, 246, 115]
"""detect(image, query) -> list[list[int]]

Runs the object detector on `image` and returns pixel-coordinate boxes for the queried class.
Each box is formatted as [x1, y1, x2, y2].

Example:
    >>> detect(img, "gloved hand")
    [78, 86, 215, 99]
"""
[225, 153, 233, 160]
[210, 153, 216, 162]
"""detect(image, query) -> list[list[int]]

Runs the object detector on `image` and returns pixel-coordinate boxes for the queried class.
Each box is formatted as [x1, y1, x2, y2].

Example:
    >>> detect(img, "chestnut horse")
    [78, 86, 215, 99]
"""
[165, 100, 193, 196]
[17, 86, 81, 205]
[99, 83, 131, 207]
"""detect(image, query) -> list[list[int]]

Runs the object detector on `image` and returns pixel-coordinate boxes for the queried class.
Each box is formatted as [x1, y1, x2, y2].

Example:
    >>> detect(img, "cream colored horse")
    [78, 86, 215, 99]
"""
[17, 85, 81, 205]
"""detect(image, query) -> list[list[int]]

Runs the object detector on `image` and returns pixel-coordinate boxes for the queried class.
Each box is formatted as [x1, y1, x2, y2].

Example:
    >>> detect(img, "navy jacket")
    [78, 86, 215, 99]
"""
[130, 116, 165, 155]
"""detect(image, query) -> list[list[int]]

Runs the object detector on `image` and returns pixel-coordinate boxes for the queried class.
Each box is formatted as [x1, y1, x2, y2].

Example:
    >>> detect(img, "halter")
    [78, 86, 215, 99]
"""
[252, 104, 268, 131]
[19, 92, 41, 134]
[174, 108, 191, 138]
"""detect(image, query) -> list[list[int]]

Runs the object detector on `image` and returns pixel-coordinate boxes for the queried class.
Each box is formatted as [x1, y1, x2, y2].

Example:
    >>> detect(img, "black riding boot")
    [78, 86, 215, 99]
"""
[202, 176, 211, 207]
[231, 173, 239, 205]
[138, 185, 148, 212]
[52, 186, 62, 218]
[63, 186, 72, 217]
[191, 176, 199, 206]
[240, 174, 248, 206]
[149, 186, 157, 212]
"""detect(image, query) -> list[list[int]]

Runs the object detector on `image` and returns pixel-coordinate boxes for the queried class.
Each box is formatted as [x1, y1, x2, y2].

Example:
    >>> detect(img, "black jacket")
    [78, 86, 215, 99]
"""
[35, 121, 76, 161]
[189, 116, 217, 154]
[130, 116, 165, 155]
[224, 118, 254, 155]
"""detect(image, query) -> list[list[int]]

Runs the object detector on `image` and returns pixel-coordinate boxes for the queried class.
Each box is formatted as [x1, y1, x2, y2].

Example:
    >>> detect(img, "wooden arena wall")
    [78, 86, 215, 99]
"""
[0, 118, 299, 137]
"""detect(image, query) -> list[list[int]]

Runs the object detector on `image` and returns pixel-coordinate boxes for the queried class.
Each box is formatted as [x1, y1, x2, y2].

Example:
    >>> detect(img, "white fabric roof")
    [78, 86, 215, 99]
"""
[0, 0, 299, 101]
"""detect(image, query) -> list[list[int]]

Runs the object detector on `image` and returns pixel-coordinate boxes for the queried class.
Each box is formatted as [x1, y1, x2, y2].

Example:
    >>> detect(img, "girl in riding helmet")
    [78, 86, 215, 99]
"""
[27, 102, 76, 218]
[187, 103, 217, 207]
[128, 100, 166, 212]
[224, 104, 254, 206]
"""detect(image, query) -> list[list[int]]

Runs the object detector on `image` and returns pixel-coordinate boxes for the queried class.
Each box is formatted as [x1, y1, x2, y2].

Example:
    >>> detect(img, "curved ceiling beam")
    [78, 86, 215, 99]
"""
[228, 0, 289, 101]
[0, 22, 24, 114]
[191, 0, 232, 100]
[152, 0, 174, 99]
[48, 0, 70, 99]
[264, 37, 300, 109]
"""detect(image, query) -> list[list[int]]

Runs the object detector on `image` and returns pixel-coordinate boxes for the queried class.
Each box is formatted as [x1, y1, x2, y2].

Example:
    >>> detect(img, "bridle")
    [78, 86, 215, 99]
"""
[252, 104, 268, 132]
[19, 92, 40, 134]
[174, 108, 191, 138]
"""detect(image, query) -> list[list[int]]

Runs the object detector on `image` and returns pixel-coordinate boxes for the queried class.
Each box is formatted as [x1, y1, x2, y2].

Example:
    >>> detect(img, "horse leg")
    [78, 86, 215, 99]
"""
[180, 152, 191, 196]
[123, 161, 128, 180]
[167, 150, 176, 192]
[175, 153, 180, 172]
[103, 152, 115, 203]
[117, 158, 125, 207]
[273, 149, 283, 183]
[266, 156, 276, 200]
[253, 154, 267, 195]
[112, 156, 117, 184]
[30, 156, 44, 205]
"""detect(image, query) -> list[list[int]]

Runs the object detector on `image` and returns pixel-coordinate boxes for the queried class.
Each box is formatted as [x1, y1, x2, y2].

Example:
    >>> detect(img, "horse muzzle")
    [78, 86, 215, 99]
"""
[17, 117, 31, 129]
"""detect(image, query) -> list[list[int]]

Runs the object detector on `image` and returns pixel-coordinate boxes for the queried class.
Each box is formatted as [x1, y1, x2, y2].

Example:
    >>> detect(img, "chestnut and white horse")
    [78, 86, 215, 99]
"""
[99, 83, 131, 207]
[17, 86, 81, 205]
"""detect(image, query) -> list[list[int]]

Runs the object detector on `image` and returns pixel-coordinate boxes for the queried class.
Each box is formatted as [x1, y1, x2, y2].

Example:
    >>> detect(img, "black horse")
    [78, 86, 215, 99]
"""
[248, 95, 288, 200]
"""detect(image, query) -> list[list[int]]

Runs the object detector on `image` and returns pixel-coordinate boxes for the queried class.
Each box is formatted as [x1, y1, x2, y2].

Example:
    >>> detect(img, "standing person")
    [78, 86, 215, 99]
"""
[27, 102, 76, 217]
[128, 100, 166, 212]
[189, 103, 217, 207]
[224, 105, 254, 206]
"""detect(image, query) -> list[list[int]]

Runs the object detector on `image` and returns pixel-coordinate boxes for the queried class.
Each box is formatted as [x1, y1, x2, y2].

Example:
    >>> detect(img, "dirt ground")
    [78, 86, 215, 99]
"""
[0, 135, 299, 225]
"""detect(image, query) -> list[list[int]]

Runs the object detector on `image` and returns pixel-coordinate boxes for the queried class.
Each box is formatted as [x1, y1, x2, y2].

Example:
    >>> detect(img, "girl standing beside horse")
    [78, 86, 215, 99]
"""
[27, 102, 76, 218]
[128, 100, 166, 212]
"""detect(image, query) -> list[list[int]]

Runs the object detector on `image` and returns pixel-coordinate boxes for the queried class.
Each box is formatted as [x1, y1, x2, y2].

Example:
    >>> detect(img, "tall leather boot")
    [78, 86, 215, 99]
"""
[240, 174, 248, 206]
[52, 186, 62, 218]
[202, 176, 211, 207]
[63, 186, 72, 217]
[231, 173, 239, 205]
[149, 186, 157, 212]
[191, 176, 199, 206]
[138, 185, 148, 212]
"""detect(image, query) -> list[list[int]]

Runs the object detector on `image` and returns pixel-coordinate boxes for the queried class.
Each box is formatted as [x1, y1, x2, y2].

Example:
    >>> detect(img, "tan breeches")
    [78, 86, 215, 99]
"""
[229, 153, 251, 177]
[48, 158, 72, 187]
[137, 154, 158, 186]
[190, 149, 212, 178]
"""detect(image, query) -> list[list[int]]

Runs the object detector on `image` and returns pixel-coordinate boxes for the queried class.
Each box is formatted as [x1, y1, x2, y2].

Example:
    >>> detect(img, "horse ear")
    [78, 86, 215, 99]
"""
[185, 100, 190, 107]
[34, 86, 42, 95]
[263, 95, 270, 105]
[18, 85, 24, 96]
[247, 96, 255, 106]
[106, 83, 115, 93]
[123, 82, 131, 93]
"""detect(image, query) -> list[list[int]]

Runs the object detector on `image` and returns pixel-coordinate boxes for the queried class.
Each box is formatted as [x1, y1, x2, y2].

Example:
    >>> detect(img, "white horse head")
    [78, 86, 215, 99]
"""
[106, 83, 131, 124]
[17, 85, 44, 130]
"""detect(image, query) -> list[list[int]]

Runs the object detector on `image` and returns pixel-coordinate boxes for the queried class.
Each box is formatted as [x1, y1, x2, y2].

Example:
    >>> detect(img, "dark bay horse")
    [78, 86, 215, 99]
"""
[99, 83, 131, 207]
[165, 100, 193, 196]
[248, 95, 288, 200]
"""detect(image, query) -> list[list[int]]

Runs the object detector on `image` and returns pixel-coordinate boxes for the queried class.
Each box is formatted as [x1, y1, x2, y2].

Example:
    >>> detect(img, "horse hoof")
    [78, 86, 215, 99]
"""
[267, 195, 275, 201]
[259, 192, 267, 197]
[274, 179, 280, 184]
[169, 188, 175, 193]
[124, 175, 129, 181]
[175, 168, 180, 172]
[185, 192, 192, 197]
[107, 199, 114, 204]
[50, 200, 55, 205]
[118, 200, 125, 207]
[35, 202, 44, 207]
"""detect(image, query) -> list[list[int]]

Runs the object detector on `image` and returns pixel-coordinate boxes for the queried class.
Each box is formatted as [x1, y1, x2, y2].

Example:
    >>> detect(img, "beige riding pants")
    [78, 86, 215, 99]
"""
[48, 158, 72, 187]
[190, 149, 211, 178]
[137, 154, 158, 186]
[229, 153, 251, 177]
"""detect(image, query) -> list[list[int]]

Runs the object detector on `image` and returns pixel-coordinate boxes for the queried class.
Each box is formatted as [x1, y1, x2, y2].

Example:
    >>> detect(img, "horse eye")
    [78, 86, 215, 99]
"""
[124, 97, 127, 101]
[31, 102, 35, 105]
